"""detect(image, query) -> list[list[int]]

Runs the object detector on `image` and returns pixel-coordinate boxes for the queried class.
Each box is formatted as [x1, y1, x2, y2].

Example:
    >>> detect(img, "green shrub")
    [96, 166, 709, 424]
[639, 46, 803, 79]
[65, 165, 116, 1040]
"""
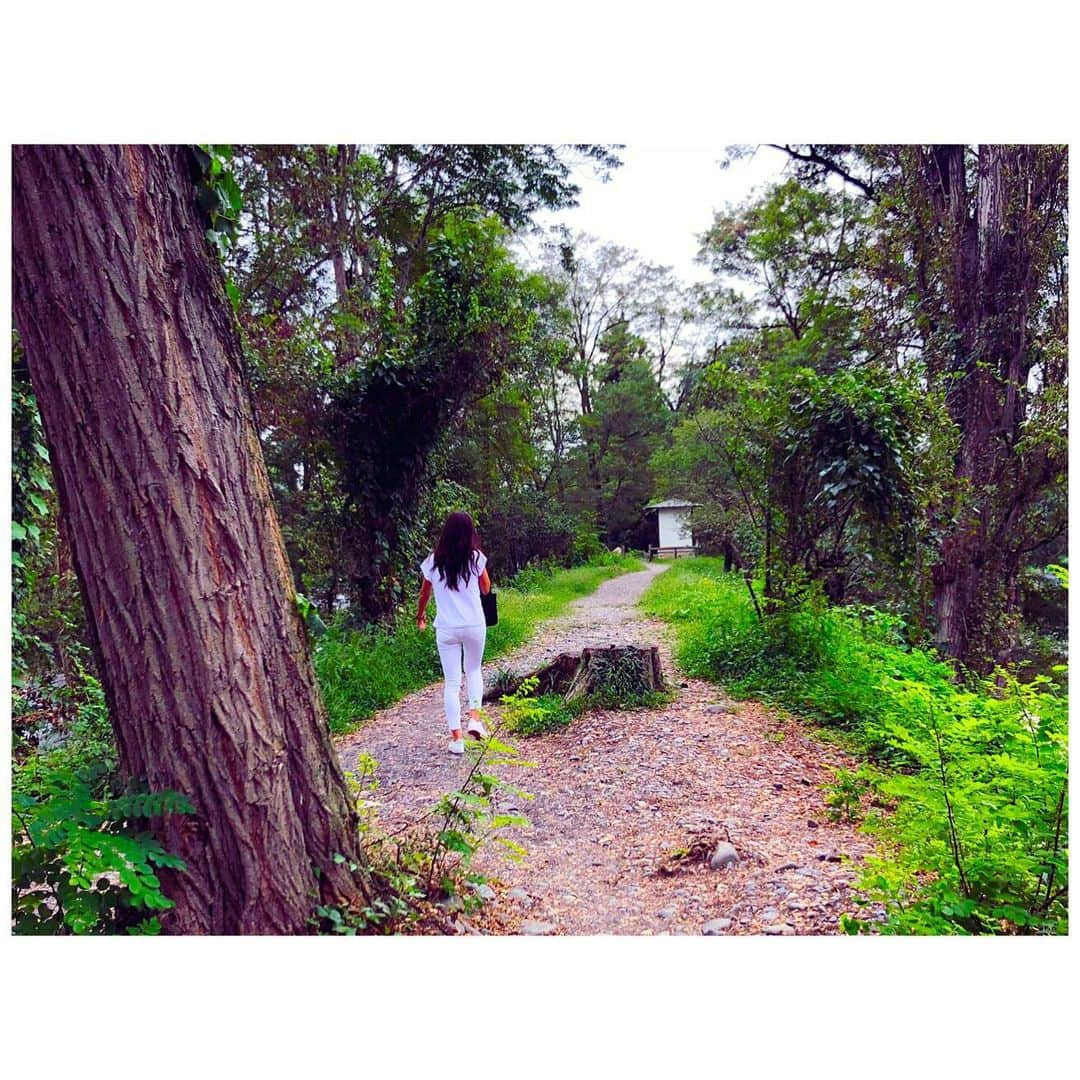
[824, 766, 872, 823]
[507, 558, 561, 594]
[642, 559, 1069, 935]
[567, 523, 605, 566]
[503, 693, 576, 737]
[845, 667, 1068, 934]
[12, 664, 194, 935]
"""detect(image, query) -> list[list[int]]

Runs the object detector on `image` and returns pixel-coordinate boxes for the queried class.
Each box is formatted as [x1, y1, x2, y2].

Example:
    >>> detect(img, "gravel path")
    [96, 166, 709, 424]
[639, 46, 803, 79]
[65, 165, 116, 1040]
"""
[485, 561, 672, 677]
[335, 561, 880, 936]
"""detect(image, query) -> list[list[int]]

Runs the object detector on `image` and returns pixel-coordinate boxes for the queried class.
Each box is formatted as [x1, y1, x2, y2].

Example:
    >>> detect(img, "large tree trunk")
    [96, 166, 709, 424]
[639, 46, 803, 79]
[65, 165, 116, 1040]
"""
[12, 145, 368, 934]
[925, 145, 1002, 662]
[917, 144, 1067, 666]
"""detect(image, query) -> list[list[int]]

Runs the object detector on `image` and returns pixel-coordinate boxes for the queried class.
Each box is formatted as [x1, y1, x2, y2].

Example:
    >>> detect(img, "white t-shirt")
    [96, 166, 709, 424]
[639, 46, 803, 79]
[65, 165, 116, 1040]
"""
[420, 550, 488, 629]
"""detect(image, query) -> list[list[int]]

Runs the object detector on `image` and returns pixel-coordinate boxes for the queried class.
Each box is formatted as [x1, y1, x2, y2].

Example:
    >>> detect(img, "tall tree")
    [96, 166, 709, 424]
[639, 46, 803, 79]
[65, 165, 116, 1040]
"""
[541, 232, 646, 525]
[12, 145, 367, 934]
[687, 180, 938, 607]
[772, 144, 1069, 664]
[583, 322, 672, 547]
[228, 145, 621, 620]
[634, 264, 694, 405]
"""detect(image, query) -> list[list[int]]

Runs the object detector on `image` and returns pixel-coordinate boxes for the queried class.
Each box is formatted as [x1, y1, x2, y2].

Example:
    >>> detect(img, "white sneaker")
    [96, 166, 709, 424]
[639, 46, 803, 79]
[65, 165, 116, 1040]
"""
[448, 738, 465, 755]
[466, 716, 489, 740]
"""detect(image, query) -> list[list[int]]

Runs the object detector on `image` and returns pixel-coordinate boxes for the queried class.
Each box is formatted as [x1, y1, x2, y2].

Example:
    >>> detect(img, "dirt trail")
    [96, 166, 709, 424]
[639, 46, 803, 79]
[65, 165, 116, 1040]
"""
[336, 562, 879, 935]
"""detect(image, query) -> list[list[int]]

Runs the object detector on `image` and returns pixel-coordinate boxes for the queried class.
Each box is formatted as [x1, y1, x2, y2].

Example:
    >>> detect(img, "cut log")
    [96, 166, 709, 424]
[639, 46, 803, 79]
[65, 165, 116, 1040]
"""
[485, 645, 664, 705]
[565, 645, 665, 704]
[483, 652, 581, 702]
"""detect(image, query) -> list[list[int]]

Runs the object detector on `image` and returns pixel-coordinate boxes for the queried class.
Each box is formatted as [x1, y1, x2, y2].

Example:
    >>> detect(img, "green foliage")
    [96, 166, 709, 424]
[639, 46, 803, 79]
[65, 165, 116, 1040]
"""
[315, 620, 444, 731]
[678, 173, 966, 627]
[193, 144, 243, 260]
[424, 724, 534, 902]
[294, 592, 328, 637]
[12, 336, 58, 683]
[644, 558, 1068, 934]
[314, 553, 643, 733]
[14, 643, 115, 777]
[843, 663, 1068, 935]
[765, 146, 1068, 667]
[11, 336, 93, 696]
[477, 487, 580, 577]
[582, 328, 673, 547]
[677, 350, 945, 611]
[644, 558, 915, 733]
[824, 767, 872, 823]
[534, 235, 678, 550]
[502, 682, 576, 737]
[228, 146, 620, 624]
[326, 211, 542, 620]
[12, 759, 194, 935]
[313, 715, 535, 934]
[567, 521, 606, 565]
[49, 665, 116, 770]
[12, 660, 194, 935]
[10, 339, 51, 565]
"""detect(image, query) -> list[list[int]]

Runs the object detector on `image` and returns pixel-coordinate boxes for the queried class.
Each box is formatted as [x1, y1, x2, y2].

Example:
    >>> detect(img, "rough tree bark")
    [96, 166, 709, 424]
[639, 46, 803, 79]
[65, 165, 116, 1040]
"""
[12, 145, 368, 934]
[916, 145, 1068, 665]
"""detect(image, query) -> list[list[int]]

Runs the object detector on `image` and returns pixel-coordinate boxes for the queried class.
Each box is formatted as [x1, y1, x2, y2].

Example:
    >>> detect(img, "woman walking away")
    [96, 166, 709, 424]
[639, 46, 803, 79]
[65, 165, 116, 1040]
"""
[416, 511, 492, 755]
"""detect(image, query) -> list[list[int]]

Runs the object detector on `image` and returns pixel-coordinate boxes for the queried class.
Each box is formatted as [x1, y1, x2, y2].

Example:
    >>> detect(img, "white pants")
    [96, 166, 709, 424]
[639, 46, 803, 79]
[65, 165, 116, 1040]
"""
[435, 624, 486, 732]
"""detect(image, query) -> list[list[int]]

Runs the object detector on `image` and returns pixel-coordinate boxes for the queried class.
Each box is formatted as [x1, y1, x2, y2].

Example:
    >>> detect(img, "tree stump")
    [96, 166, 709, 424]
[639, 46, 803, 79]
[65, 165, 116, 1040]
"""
[485, 645, 664, 705]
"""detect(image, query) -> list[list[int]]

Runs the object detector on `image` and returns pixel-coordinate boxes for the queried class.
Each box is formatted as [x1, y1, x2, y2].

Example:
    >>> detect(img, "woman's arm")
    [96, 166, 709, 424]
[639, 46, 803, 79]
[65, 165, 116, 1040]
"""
[417, 578, 433, 630]
[479, 569, 491, 595]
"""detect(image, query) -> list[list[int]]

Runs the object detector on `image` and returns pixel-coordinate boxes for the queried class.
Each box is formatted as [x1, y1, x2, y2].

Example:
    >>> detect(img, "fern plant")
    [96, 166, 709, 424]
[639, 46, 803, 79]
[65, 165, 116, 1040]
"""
[844, 668, 1068, 934]
[502, 690, 576, 736]
[12, 758, 194, 935]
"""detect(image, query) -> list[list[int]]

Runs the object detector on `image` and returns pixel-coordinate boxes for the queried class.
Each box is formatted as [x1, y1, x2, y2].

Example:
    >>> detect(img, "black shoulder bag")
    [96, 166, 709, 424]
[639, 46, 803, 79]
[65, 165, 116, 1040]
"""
[481, 589, 498, 627]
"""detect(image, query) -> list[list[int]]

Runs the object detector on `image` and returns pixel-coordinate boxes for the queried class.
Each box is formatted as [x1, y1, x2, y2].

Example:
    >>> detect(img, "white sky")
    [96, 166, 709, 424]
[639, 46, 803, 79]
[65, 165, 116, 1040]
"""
[523, 144, 792, 284]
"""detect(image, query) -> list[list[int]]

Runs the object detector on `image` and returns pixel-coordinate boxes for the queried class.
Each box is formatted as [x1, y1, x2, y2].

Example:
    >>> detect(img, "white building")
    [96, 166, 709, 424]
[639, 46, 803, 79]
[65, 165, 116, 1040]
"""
[644, 499, 698, 555]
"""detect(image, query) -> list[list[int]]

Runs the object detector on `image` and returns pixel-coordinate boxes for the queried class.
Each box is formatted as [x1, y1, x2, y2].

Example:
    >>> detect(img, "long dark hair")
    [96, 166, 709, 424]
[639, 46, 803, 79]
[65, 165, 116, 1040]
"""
[432, 511, 481, 591]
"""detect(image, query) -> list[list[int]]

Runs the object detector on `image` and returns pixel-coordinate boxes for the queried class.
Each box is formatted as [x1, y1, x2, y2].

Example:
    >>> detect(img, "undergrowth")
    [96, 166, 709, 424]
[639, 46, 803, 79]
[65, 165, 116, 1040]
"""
[11, 669, 194, 935]
[502, 692, 577, 737]
[312, 688, 536, 935]
[642, 558, 1069, 935]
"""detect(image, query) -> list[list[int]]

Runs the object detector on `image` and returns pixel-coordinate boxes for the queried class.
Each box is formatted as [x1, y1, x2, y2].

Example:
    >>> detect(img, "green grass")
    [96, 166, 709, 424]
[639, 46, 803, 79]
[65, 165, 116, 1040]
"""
[641, 558, 1069, 935]
[315, 552, 644, 735]
[641, 557, 916, 733]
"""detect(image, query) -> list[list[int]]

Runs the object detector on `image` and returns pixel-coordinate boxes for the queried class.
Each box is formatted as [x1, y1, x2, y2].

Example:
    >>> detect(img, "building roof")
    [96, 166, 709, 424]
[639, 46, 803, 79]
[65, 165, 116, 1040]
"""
[644, 499, 699, 511]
